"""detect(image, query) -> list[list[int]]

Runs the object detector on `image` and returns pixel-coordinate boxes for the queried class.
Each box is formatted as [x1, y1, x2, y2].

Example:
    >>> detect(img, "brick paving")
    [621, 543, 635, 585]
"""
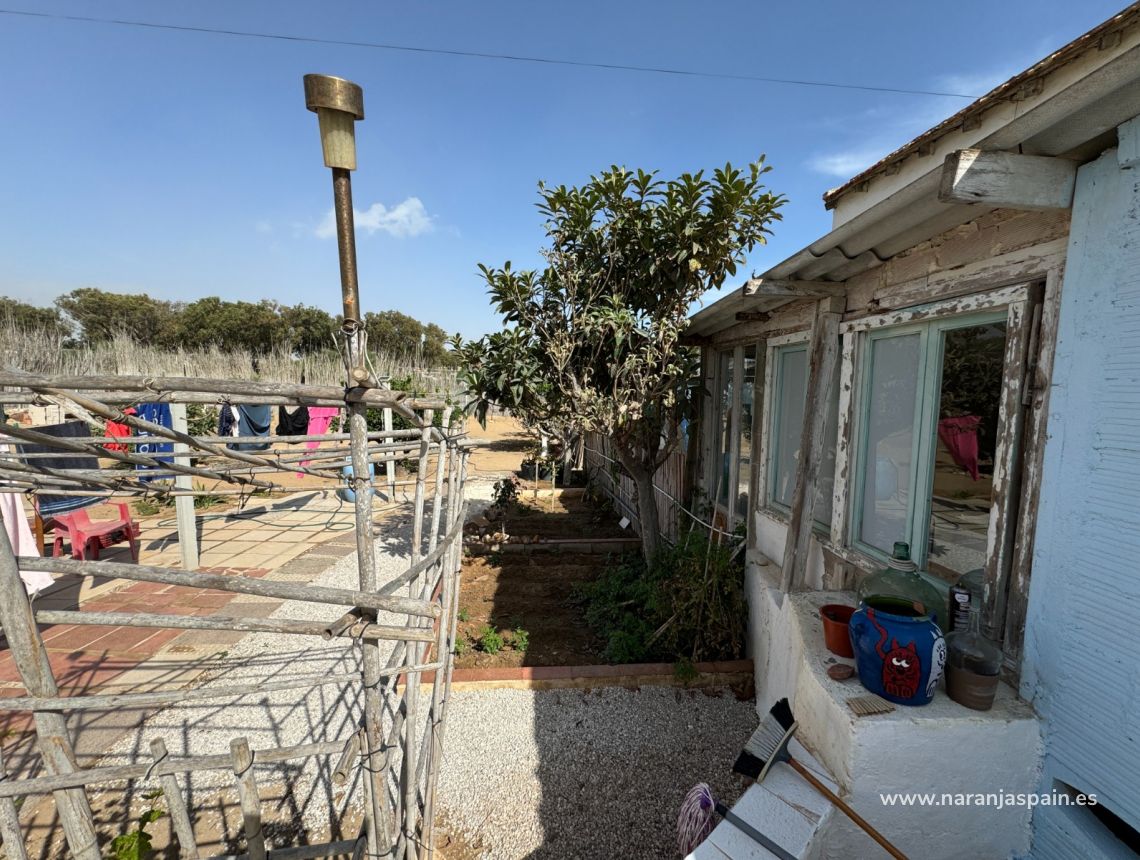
[0, 489, 365, 769]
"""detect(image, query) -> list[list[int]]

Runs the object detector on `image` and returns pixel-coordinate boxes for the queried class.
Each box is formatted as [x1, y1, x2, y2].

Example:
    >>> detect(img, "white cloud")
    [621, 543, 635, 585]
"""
[315, 197, 434, 239]
[808, 148, 892, 178]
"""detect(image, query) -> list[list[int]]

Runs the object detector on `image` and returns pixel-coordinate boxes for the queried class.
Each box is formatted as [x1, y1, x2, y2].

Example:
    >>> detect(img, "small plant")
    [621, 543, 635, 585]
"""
[457, 607, 470, 623]
[512, 627, 530, 651]
[490, 476, 521, 512]
[132, 495, 164, 515]
[109, 790, 165, 860]
[453, 638, 468, 657]
[673, 658, 698, 685]
[193, 482, 224, 510]
[478, 625, 503, 654]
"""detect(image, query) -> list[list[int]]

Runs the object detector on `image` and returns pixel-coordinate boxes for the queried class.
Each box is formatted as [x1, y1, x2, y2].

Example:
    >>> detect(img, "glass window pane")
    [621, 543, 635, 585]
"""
[717, 351, 734, 504]
[926, 321, 1008, 581]
[859, 333, 921, 553]
[771, 348, 808, 507]
[736, 347, 757, 517]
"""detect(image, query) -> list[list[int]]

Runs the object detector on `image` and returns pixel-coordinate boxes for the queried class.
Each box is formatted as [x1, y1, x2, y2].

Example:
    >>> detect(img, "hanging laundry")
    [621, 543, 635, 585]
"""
[134, 403, 174, 482]
[299, 406, 340, 473]
[233, 405, 272, 452]
[0, 441, 49, 583]
[937, 415, 982, 481]
[16, 420, 102, 515]
[104, 406, 136, 453]
[218, 404, 240, 438]
[278, 404, 310, 438]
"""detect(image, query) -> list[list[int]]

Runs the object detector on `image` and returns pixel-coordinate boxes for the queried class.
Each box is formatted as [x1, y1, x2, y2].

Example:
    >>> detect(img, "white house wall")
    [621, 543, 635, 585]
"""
[1022, 129, 1140, 857]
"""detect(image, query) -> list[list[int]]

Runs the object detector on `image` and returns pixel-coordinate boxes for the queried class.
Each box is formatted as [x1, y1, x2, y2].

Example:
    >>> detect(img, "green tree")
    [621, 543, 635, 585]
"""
[0, 297, 70, 337]
[175, 297, 281, 353]
[55, 288, 180, 347]
[362, 310, 454, 365]
[455, 162, 784, 561]
[278, 303, 336, 354]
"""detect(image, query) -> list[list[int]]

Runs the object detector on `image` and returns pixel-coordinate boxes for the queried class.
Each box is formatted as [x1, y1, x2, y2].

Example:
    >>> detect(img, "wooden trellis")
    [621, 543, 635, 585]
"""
[0, 374, 469, 859]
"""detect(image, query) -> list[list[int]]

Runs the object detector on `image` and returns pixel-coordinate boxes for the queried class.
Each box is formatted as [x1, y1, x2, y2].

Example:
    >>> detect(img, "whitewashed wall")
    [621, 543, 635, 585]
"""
[1022, 125, 1140, 858]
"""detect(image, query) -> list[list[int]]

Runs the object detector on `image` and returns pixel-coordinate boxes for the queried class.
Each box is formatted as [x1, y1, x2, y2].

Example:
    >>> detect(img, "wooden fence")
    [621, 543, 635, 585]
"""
[582, 433, 687, 545]
[0, 372, 469, 860]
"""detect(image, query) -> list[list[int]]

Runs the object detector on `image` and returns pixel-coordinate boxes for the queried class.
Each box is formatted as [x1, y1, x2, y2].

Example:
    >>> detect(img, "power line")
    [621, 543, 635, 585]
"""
[0, 7, 982, 100]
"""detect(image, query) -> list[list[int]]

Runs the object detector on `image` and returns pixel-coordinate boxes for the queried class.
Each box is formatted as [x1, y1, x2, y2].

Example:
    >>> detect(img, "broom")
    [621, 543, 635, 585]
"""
[732, 698, 909, 860]
[677, 783, 797, 860]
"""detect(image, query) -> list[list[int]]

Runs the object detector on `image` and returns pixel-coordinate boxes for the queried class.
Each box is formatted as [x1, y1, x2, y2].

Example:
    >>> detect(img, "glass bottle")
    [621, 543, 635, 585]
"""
[945, 605, 1003, 710]
[856, 541, 947, 628]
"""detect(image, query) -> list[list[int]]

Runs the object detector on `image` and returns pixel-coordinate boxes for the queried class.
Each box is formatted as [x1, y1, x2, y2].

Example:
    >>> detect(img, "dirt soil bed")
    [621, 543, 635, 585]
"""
[477, 492, 630, 540]
[456, 494, 633, 668]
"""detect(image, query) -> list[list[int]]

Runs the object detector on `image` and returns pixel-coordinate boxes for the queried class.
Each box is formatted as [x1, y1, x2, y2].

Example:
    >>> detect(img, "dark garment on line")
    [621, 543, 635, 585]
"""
[232, 404, 272, 452]
[218, 405, 239, 438]
[16, 420, 101, 515]
[277, 405, 310, 438]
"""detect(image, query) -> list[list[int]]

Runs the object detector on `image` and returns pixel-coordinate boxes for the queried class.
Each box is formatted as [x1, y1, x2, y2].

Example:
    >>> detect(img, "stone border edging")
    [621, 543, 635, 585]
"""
[438, 658, 753, 691]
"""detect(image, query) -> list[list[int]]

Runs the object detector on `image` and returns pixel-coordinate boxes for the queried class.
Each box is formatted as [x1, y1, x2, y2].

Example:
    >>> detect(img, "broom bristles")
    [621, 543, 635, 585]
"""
[677, 782, 716, 855]
[733, 698, 799, 783]
[770, 697, 795, 731]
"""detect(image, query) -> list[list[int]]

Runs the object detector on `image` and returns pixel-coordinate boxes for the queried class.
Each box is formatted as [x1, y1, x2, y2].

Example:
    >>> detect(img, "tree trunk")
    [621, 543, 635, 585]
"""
[623, 457, 661, 564]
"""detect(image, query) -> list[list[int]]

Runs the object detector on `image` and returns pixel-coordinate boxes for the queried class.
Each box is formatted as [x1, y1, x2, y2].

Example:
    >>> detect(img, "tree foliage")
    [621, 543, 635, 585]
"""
[0, 288, 455, 363]
[0, 297, 69, 336]
[455, 161, 784, 559]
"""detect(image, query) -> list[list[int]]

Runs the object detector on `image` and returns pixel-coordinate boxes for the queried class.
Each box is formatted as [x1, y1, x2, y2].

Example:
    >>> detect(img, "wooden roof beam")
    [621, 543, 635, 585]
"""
[938, 148, 1077, 210]
[742, 278, 846, 299]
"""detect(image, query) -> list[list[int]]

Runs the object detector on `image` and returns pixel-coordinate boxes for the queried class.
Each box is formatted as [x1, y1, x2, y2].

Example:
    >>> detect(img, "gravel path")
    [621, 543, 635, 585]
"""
[436, 686, 756, 859]
[94, 485, 759, 857]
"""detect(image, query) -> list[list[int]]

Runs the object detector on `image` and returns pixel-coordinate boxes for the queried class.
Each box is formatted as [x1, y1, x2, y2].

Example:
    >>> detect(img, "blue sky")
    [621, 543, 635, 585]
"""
[0, 1, 1127, 339]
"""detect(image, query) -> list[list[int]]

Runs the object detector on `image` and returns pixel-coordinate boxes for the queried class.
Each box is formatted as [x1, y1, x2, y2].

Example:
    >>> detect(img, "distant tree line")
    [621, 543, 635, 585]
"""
[0, 289, 455, 365]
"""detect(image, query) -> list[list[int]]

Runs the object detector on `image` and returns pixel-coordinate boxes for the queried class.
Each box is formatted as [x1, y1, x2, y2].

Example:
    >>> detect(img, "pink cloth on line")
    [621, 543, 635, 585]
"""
[0, 442, 51, 594]
[298, 407, 342, 474]
[304, 407, 342, 449]
[938, 415, 982, 481]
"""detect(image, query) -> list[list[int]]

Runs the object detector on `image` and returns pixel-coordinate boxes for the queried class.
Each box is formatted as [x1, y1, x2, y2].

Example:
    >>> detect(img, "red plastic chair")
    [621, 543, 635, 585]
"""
[46, 502, 141, 563]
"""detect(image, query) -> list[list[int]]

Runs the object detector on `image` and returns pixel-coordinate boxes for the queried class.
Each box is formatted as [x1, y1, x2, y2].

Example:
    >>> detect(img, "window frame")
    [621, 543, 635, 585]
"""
[759, 332, 839, 532]
[848, 308, 1010, 568]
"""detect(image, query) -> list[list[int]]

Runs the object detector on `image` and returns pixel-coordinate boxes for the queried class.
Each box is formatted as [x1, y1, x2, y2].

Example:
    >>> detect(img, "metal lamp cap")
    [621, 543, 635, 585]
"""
[303, 74, 364, 120]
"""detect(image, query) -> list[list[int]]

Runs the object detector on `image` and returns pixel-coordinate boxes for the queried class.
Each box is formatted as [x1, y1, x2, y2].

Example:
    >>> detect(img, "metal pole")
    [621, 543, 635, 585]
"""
[306, 71, 395, 857]
[169, 403, 200, 570]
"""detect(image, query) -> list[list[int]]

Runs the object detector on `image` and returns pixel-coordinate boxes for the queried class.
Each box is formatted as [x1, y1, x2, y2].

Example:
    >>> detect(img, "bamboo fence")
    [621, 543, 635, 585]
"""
[0, 371, 470, 860]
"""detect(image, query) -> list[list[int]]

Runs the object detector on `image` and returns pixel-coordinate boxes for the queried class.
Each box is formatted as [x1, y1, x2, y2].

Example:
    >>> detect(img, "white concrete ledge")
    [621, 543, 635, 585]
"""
[742, 560, 1042, 859]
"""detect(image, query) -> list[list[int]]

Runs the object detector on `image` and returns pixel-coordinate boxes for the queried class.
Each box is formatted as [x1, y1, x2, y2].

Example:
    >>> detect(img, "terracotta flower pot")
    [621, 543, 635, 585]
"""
[819, 604, 855, 658]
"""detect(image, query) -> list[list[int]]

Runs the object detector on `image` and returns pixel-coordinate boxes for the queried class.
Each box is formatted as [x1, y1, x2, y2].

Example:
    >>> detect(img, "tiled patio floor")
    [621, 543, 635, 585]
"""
[0, 489, 366, 771]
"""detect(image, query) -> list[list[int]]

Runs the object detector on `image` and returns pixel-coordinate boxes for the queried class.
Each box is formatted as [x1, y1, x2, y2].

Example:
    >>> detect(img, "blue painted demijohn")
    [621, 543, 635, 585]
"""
[849, 542, 946, 706]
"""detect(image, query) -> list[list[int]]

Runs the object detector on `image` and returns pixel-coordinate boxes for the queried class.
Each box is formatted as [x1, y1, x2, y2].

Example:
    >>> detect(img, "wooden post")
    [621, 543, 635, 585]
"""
[747, 338, 767, 553]
[384, 406, 397, 502]
[150, 738, 200, 860]
[347, 400, 396, 854]
[781, 301, 842, 593]
[229, 737, 266, 860]
[0, 525, 99, 859]
[0, 745, 30, 860]
[410, 411, 435, 566]
[169, 403, 200, 570]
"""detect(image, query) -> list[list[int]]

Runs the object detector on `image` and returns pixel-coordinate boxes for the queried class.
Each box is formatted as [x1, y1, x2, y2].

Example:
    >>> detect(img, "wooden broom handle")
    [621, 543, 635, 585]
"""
[788, 757, 909, 860]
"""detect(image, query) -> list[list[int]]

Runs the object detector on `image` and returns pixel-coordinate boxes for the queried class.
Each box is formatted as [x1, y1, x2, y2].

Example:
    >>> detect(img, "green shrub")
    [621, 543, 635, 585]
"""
[512, 627, 530, 651]
[478, 625, 503, 654]
[457, 607, 470, 623]
[576, 532, 746, 664]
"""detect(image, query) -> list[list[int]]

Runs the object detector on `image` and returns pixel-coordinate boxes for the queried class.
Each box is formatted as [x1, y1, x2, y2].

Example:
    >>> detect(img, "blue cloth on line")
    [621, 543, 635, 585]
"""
[134, 402, 173, 482]
[232, 404, 272, 452]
